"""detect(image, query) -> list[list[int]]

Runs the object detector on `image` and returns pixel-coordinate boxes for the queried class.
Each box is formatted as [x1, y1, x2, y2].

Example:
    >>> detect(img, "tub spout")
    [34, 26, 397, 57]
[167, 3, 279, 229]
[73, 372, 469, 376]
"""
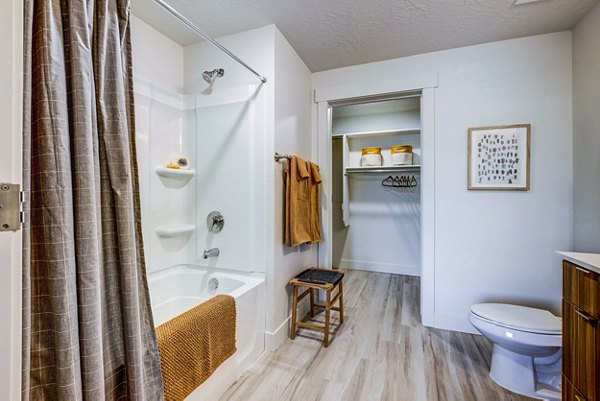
[203, 248, 220, 259]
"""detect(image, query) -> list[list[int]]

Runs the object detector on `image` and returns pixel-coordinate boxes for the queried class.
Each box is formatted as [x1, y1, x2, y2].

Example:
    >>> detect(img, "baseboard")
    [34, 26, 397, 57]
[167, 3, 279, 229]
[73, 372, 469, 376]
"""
[265, 317, 290, 351]
[339, 259, 421, 277]
[434, 312, 480, 335]
[265, 300, 312, 351]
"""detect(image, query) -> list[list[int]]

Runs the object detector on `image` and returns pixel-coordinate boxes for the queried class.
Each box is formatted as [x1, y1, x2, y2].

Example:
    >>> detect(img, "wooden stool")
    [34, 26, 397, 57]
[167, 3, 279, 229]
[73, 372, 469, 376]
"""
[289, 268, 344, 347]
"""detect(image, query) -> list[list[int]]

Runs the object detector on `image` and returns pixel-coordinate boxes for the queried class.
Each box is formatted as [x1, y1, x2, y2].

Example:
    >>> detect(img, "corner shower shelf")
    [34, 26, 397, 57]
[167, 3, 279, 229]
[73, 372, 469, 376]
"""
[154, 167, 194, 188]
[155, 167, 195, 180]
[155, 224, 196, 238]
[345, 165, 421, 174]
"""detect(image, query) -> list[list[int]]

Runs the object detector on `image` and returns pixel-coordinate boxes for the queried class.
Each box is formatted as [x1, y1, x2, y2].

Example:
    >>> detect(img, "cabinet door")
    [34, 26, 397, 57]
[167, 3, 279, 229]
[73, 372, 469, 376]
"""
[563, 300, 598, 401]
[342, 134, 350, 226]
[563, 375, 587, 401]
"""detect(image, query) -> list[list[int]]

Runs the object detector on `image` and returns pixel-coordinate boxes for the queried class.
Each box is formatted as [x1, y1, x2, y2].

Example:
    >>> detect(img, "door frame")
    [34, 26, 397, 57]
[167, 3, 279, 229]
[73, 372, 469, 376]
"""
[0, 0, 23, 398]
[313, 73, 437, 327]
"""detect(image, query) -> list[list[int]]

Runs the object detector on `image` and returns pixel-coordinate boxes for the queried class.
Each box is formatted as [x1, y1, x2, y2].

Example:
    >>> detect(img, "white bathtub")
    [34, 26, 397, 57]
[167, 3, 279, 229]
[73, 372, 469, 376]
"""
[148, 264, 266, 401]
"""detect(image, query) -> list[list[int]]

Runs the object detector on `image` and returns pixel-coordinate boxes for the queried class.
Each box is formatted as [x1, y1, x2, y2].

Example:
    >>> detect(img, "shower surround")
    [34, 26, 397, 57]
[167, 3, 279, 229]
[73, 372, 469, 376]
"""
[131, 17, 314, 400]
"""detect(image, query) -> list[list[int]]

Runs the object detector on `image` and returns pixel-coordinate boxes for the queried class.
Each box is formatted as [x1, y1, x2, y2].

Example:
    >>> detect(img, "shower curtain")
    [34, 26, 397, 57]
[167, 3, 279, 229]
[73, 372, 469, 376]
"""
[22, 0, 164, 400]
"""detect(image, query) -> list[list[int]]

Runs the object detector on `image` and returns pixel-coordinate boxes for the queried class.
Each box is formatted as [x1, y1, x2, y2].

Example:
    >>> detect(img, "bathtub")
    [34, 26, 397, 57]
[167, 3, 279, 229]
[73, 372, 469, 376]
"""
[148, 264, 266, 401]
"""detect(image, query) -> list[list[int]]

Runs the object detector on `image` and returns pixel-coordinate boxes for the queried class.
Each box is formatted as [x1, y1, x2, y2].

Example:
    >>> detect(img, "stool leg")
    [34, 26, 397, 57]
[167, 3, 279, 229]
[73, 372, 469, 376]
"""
[324, 289, 331, 347]
[338, 281, 344, 324]
[309, 288, 315, 317]
[291, 285, 298, 340]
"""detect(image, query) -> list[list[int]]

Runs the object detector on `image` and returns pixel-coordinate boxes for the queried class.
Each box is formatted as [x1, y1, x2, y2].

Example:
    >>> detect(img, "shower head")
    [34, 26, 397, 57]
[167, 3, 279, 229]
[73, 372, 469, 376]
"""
[202, 68, 225, 84]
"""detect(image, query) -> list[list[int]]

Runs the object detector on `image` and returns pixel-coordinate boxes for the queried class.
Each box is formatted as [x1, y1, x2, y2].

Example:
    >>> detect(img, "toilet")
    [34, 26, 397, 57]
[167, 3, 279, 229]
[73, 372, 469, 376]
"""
[469, 303, 562, 401]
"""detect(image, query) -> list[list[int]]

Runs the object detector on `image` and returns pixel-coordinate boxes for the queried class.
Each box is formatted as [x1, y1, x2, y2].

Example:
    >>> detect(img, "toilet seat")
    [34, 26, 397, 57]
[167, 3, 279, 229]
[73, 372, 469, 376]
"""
[470, 303, 561, 335]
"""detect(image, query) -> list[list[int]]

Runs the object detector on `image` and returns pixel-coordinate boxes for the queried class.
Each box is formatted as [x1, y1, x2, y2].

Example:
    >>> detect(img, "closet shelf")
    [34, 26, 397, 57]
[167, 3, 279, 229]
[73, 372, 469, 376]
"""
[155, 167, 195, 179]
[345, 165, 421, 174]
[155, 224, 196, 238]
[332, 128, 420, 139]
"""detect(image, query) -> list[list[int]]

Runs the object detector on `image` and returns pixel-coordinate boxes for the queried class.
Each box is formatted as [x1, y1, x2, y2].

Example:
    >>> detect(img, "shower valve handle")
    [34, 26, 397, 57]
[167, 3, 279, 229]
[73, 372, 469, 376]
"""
[207, 211, 224, 233]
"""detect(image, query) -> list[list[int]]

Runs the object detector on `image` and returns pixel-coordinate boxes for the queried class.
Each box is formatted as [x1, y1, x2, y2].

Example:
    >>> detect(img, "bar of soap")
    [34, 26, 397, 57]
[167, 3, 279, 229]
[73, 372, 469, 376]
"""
[168, 155, 190, 170]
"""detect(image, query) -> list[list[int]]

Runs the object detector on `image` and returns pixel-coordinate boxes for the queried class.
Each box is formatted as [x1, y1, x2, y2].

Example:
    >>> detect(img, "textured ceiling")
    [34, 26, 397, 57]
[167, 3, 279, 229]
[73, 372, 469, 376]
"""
[131, 0, 599, 72]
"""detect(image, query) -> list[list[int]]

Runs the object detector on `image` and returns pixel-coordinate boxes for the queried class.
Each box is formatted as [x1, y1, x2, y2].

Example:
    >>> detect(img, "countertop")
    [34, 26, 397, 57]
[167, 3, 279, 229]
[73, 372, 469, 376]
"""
[557, 251, 600, 275]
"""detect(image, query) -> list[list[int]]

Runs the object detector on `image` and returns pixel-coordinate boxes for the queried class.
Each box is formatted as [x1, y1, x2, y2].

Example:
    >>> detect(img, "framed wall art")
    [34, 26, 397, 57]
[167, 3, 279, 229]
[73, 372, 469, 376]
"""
[468, 124, 531, 191]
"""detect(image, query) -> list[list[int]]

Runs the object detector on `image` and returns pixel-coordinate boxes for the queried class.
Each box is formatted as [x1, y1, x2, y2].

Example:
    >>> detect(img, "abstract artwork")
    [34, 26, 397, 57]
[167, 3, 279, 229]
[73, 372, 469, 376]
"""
[468, 124, 530, 190]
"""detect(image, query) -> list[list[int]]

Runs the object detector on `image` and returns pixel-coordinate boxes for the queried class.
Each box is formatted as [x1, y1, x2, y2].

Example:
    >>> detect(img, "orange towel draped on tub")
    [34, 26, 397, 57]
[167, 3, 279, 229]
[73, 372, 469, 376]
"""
[284, 155, 322, 246]
[156, 295, 237, 401]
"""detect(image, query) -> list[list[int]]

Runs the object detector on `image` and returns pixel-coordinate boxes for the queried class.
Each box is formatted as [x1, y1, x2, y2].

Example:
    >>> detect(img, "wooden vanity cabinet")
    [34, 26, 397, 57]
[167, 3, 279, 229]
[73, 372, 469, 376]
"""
[563, 260, 600, 401]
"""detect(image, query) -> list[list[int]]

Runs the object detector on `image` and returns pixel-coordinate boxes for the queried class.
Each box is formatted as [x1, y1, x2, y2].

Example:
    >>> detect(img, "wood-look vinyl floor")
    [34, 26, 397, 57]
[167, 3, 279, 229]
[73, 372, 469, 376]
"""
[220, 270, 534, 401]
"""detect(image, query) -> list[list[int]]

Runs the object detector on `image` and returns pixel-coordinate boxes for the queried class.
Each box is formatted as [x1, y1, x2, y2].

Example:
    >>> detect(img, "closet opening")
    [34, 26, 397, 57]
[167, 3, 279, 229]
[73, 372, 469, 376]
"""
[330, 93, 424, 320]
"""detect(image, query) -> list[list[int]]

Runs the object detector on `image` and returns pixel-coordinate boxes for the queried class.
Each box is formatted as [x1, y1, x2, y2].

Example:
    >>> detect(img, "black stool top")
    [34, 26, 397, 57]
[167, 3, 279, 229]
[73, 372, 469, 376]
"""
[295, 268, 344, 286]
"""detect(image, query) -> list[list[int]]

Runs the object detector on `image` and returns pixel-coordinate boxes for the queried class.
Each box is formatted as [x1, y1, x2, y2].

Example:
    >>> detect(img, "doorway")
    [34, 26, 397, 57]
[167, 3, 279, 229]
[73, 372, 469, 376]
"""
[331, 96, 422, 277]
[314, 85, 436, 327]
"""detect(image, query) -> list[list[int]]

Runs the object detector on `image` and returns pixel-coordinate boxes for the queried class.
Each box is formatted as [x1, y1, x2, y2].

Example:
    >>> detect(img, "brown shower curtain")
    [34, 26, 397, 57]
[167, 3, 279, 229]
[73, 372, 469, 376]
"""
[22, 0, 164, 400]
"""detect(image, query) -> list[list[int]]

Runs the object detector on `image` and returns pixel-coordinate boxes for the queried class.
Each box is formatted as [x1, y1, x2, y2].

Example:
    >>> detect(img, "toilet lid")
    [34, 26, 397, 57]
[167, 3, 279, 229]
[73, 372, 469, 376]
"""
[471, 303, 562, 334]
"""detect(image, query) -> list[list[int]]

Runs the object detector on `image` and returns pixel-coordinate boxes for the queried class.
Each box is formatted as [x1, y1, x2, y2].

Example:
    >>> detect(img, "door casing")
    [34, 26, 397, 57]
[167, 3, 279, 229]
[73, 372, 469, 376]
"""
[0, 0, 23, 399]
[313, 74, 437, 327]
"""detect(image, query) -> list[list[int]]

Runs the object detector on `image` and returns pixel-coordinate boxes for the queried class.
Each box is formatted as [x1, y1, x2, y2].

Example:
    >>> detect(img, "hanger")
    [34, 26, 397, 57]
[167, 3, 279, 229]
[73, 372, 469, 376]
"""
[382, 176, 396, 187]
[382, 174, 419, 189]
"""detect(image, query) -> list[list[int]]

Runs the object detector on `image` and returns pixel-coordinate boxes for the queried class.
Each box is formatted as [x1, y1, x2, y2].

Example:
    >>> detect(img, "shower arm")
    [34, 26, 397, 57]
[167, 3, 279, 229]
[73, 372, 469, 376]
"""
[153, 0, 268, 84]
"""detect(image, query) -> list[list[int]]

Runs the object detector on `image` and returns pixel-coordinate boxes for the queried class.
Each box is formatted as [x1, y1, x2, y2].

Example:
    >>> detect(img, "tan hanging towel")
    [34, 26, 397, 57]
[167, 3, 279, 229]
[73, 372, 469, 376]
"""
[156, 295, 237, 401]
[284, 155, 322, 246]
[309, 161, 323, 243]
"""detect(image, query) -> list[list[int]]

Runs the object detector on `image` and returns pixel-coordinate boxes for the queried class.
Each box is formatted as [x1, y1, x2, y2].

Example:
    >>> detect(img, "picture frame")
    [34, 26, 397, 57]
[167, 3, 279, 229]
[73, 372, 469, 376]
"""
[468, 124, 531, 191]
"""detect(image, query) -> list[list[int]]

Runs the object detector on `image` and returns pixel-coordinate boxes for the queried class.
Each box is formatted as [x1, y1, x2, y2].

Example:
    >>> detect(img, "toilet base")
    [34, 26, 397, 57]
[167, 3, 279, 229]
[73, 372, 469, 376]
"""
[490, 344, 561, 401]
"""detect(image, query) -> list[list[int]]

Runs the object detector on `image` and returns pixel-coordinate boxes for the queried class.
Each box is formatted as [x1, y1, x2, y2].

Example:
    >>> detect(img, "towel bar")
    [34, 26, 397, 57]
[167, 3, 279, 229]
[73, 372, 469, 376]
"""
[274, 152, 292, 162]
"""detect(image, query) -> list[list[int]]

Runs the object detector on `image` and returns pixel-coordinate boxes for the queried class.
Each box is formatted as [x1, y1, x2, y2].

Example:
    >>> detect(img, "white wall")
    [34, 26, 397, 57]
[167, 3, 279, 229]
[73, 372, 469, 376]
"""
[131, 16, 184, 93]
[572, 2, 600, 253]
[268, 28, 316, 347]
[313, 32, 573, 333]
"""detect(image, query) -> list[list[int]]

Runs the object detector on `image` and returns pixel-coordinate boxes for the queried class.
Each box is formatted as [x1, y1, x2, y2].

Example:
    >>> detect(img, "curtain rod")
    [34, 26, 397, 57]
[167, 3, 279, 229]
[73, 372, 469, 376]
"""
[153, 0, 268, 84]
